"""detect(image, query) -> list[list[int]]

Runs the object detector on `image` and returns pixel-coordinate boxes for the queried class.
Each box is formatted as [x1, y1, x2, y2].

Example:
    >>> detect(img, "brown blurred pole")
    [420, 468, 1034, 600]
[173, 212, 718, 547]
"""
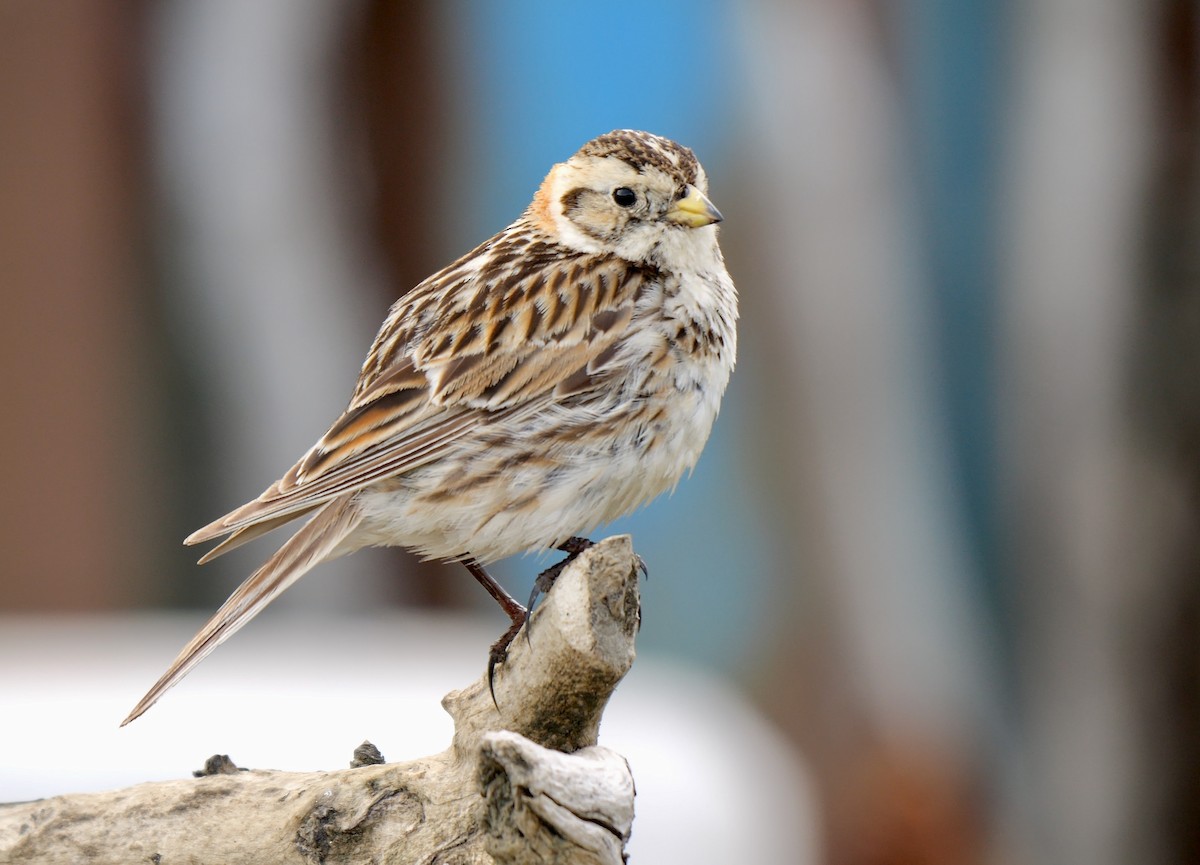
[352, 0, 448, 297]
[1138, 3, 1200, 861]
[0, 2, 154, 609]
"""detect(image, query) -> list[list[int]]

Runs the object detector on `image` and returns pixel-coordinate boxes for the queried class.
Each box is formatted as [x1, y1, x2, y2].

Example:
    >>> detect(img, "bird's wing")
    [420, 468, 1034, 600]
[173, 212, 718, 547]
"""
[187, 238, 649, 551]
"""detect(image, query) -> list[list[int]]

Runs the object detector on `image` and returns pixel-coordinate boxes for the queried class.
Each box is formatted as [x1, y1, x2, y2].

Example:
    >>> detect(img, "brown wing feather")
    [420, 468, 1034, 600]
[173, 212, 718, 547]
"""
[187, 224, 647, 551]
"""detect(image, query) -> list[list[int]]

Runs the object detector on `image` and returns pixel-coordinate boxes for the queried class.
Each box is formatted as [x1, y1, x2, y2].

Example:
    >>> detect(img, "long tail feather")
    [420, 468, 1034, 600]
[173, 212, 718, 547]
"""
[194, 509, 319, 565]
[122, 495, 363, 726]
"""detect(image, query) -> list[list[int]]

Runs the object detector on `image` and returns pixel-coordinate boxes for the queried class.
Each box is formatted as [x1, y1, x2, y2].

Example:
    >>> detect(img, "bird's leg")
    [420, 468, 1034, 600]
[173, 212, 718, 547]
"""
[461, 557, 526, 706]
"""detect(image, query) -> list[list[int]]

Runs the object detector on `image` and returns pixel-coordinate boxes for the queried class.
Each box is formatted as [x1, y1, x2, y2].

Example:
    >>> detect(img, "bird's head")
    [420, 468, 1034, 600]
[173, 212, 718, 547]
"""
[529, 130, 723, 268]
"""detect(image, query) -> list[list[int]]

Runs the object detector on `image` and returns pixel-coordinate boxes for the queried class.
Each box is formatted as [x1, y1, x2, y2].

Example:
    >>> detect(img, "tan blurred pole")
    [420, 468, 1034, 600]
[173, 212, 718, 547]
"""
[0, 2, 155, 609]
[148, 1, 459, 614]
[735, 3, 990, 864]
[999, 1, 1195, 864]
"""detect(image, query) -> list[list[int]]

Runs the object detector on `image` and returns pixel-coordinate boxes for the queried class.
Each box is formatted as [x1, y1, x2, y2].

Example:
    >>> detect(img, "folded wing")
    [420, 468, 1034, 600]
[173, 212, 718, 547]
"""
[187, 235, 648, 554]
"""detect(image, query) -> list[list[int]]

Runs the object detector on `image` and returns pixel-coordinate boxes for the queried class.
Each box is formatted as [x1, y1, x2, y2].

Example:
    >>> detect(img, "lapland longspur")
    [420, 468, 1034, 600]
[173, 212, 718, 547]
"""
[124, 130, 737, 725]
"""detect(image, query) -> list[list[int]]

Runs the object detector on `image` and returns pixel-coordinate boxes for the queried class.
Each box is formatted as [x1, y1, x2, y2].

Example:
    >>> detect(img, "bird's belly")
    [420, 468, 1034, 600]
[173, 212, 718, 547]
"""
[352, 375, 724, 563]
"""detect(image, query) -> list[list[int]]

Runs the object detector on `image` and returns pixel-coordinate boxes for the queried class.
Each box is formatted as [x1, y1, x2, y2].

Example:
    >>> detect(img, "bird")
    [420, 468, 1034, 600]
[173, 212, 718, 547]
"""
[122, 129, 737, 726]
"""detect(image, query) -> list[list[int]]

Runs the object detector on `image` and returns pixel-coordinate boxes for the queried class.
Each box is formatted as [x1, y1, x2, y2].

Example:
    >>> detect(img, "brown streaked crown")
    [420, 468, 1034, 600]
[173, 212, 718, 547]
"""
[577, 130, 700, 187]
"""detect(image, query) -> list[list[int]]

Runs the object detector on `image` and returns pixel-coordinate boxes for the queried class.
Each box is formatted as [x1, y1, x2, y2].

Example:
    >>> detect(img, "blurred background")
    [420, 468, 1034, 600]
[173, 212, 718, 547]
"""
[2, 1, 1198, 863]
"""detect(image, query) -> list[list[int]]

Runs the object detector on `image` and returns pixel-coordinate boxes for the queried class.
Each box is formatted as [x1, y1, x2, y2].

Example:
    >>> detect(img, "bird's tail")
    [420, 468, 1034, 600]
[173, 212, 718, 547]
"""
[121, 495, 364, 726]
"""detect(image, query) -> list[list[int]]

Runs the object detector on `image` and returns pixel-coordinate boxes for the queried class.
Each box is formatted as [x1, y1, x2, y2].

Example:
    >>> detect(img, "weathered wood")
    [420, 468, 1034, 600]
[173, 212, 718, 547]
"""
[0, 536, 641, 865]
[480, 731, 634, 865]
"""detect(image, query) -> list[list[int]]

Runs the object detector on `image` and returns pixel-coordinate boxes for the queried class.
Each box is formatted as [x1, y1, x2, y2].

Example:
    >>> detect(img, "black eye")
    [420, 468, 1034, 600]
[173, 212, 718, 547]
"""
[612, 187, 637, 207]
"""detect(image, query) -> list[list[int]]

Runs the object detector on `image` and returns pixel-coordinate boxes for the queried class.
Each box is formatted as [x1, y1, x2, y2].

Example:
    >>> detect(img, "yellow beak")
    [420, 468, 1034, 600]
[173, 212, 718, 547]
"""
[666, 185, 723, 228]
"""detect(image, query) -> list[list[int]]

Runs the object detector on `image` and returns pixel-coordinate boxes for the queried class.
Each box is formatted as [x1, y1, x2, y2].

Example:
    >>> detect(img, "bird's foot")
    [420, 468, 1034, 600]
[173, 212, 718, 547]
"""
[524, 537, 595, 635]
[461, 556, 529, 708]
[523, 538, 648, 644]
[486, 615, 526, 708]
[468, 540, 649, 707]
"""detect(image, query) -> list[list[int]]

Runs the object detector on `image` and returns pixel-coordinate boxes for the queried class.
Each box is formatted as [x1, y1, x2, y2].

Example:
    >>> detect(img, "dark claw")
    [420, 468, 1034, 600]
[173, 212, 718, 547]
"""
[632, 554, 647, 632]
[524, 561, 566, 646]
[487, 654, 500, 708]
[487, 617, 525, 709]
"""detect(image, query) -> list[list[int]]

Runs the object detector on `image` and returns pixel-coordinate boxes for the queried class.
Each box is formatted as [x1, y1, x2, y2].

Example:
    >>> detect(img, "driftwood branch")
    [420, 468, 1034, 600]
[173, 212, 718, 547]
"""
[0, 536, 641, 864]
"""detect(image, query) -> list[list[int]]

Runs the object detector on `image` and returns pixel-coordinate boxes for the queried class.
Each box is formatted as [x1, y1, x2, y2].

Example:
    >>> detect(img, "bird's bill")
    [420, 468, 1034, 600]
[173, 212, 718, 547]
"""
[666, 185, 723, 227]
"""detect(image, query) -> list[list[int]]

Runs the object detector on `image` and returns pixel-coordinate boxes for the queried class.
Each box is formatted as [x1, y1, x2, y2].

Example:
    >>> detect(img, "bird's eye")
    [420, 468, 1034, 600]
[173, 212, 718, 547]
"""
[612, 187, 637, 207]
